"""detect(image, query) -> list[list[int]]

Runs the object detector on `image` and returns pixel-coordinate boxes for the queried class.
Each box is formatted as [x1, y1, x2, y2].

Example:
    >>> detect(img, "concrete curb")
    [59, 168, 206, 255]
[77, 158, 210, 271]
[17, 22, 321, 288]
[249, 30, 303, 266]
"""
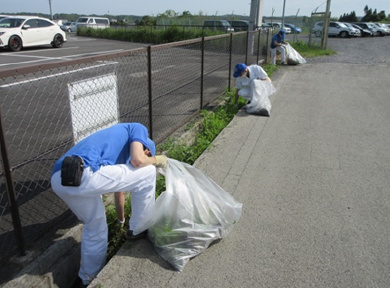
[3, 223, 82, 288]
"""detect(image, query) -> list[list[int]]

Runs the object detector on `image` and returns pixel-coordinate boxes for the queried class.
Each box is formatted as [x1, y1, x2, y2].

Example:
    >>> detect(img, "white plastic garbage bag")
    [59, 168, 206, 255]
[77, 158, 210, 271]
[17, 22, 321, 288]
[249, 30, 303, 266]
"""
[135, 158, 243, 272]
[284, 43, 306, 65]
[245, 79, 276, 116]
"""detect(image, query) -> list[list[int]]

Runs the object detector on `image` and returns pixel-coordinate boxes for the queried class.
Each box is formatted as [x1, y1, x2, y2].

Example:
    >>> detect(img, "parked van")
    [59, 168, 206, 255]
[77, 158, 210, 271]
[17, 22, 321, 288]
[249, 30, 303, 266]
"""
[76, 17, 110, 29]
[203, 20, 234, 33]
[228, 20, 249, 31]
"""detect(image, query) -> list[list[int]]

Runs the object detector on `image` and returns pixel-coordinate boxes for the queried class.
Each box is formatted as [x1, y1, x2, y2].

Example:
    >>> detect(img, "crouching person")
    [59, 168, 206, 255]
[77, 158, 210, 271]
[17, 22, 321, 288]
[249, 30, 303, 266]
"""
[51, 123, 167, 287]
[233, 63, 270, 104]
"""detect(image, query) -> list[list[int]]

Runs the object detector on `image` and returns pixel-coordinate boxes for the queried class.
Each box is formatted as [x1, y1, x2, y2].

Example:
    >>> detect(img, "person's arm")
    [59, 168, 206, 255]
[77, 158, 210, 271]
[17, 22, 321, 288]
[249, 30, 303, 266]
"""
[115, 192, 125, 225]
[130, 141, 157, 167]
[273, 39, 281, 47]
[130, 141, 167, 168]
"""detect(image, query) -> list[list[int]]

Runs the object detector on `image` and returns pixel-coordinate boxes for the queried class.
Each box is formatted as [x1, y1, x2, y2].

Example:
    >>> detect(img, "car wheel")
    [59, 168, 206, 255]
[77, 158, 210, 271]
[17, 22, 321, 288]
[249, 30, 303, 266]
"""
[8, 35, 22, 52]
[315, 31, 322, 37]
[67, 28, 71, 32]
[339, 31, 348, 38]
[52, 34, 64, 48]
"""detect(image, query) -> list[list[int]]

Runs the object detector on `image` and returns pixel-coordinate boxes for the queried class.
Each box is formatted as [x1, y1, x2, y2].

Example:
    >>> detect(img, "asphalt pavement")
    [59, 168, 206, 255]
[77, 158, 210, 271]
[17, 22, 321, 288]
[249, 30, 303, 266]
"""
[89, 36, 390, 287]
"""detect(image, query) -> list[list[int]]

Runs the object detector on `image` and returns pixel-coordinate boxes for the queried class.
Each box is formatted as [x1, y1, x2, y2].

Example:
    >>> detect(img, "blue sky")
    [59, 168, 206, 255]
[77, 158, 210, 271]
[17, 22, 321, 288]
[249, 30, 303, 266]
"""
[2, 0, 390, 18]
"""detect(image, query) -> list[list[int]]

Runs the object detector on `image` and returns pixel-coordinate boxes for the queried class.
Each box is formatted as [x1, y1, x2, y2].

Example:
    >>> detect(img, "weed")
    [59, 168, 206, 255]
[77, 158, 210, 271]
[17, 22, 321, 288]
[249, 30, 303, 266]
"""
[290, 40, 336, 58]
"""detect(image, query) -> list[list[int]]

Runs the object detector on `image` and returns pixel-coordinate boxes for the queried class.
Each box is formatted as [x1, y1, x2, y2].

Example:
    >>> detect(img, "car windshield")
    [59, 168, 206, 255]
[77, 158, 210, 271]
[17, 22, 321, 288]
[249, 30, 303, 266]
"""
[0, 18, 24, 28]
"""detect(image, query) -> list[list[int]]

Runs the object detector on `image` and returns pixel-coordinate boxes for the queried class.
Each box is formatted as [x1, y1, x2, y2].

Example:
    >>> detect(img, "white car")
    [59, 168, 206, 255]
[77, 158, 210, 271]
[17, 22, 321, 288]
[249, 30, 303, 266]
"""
[373, 23, 390, 36]
[266, 22, 291, 34]
[0, 16, 67, 52]
[313, 21, 357, 38]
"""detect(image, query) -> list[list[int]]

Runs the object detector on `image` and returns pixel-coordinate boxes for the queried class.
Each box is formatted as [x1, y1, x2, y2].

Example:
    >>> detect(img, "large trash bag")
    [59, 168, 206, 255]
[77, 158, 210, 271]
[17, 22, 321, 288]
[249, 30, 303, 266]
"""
[134, 158, 243, 272]
[285, 43, 306, 65]
[245, 79, 276, 116]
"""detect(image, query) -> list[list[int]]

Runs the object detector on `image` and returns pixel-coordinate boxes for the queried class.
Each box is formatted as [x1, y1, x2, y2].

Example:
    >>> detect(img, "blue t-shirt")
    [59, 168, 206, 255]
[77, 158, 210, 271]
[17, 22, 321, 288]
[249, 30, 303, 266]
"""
[270, 33, 285, 49]
[52, 123, 153, 176]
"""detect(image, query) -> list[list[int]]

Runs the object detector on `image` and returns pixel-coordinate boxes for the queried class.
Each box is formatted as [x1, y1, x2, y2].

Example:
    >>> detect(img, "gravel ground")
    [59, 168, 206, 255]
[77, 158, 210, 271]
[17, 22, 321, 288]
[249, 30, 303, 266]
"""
[308, 35, 390, 65]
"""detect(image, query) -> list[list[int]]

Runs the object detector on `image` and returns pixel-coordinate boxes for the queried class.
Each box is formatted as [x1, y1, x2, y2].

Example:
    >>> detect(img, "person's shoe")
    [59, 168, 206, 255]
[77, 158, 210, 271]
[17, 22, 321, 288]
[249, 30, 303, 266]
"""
[258, 108, 270, 117]
[127, 229, 148, 241]
[73, 277, 89, 288]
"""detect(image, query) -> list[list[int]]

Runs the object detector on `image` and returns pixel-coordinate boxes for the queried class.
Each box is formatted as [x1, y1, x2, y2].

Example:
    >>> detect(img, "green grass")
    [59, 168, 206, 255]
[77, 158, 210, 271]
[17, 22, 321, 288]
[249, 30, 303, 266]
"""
[290, 40, 336, 58]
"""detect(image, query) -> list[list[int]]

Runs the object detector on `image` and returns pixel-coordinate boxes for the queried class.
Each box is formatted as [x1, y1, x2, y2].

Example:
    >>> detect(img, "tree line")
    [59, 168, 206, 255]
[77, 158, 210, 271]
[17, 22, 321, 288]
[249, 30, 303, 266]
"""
[339, 5, 389, 22]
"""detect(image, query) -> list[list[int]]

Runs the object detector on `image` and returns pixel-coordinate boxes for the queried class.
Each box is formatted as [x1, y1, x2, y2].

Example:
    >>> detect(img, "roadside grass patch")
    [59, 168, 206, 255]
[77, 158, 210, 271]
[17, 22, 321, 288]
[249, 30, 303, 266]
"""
[290, 40, 336, 58]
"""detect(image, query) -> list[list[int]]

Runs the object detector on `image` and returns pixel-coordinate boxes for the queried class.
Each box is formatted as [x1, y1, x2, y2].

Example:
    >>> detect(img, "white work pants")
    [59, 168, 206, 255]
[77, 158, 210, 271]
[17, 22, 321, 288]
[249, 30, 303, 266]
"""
[51, 164, 156, 284]
[238, 87, 252, 101]
[271, 46, 286, 64]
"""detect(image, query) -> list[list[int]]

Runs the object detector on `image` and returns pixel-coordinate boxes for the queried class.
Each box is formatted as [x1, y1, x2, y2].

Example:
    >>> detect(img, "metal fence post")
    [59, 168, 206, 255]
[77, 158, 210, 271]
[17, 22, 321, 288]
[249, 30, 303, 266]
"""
[228, 33, 233, 92]
[147, 46, 153, 139]
[245, 31, 249, 64]
[0, 105, 26, 256]
[256, 29, 261, 64]
[266, 29, 270, 63]
[200, 36, 205, 109]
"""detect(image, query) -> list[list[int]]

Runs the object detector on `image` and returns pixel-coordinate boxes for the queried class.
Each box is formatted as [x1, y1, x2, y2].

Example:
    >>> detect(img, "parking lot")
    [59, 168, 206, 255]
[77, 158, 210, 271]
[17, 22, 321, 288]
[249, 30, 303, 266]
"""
[0, 33, 147, 72]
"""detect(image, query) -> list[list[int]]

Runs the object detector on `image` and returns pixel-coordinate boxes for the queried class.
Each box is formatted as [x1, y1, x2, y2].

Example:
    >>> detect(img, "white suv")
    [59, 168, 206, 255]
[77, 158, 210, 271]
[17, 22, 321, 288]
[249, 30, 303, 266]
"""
[313, 21, 357, 38]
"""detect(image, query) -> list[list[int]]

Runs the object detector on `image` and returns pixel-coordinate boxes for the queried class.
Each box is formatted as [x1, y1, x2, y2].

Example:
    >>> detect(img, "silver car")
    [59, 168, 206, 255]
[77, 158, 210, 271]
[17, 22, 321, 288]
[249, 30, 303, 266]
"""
[60, 21, 76, 32]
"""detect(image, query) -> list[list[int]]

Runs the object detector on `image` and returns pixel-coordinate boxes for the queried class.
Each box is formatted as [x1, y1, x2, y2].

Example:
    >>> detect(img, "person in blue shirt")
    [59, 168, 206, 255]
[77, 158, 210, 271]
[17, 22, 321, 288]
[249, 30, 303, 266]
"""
[270, 30, 287, 65]
[51, 123, 167, 287]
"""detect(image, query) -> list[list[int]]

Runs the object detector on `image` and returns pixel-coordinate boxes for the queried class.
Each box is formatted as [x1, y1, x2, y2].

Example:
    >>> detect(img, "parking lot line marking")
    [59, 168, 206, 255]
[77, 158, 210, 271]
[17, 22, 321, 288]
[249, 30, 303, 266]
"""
[62, 49, 125, 58]
[0, 62, 118, 88]
[1, 47, 79, 55]
[0, 49, 125, 68]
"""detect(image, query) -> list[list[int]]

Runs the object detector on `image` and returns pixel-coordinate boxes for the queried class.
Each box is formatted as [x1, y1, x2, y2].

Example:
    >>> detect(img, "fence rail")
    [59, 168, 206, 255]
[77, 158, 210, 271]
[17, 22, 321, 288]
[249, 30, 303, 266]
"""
[0, 30, 271, 264]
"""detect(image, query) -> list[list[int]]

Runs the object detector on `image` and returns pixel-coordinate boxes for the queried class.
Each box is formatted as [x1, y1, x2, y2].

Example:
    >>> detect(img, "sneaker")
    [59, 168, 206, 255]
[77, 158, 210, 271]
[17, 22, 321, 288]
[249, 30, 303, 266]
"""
[127, 230, 148, 241]
[73, 277, 89, 288]
[258, 108, 270, 117]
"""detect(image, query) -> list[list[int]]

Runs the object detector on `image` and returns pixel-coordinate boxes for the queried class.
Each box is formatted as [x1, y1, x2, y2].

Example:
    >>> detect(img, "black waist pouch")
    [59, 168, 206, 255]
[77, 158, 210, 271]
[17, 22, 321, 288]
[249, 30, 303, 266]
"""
[61, 156, 84, 186]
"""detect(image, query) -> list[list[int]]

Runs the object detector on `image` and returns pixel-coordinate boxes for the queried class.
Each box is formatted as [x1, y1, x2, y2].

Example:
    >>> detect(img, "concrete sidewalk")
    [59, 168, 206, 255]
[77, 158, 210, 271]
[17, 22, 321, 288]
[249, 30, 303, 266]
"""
[89, 61, 390, 287]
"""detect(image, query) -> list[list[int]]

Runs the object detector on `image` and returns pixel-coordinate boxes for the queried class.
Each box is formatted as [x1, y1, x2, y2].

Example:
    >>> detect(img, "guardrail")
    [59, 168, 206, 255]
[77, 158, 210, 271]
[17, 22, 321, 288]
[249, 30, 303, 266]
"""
[0, 29, 271, 265]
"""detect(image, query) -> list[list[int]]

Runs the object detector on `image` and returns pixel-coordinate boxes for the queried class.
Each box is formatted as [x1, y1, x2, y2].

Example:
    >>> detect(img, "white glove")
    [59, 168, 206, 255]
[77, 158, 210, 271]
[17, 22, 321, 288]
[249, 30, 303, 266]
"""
[154, 155, 168, 168]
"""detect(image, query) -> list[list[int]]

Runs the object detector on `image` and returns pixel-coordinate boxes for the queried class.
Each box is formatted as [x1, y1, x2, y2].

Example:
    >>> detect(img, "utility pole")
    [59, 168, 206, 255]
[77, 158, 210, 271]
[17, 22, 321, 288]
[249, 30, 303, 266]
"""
[48, 0, 53, 20]
[255, 0, 264, 27]
[248, 0, 261, 57]
[322, 0, 331, 49]
[249, 0, 258, 31]
[281, 0, 286, 28]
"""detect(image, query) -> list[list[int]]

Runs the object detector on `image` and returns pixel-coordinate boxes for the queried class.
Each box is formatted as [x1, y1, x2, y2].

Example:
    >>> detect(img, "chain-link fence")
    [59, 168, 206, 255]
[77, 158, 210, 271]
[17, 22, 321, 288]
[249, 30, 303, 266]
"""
[0, 29, 271, 265]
